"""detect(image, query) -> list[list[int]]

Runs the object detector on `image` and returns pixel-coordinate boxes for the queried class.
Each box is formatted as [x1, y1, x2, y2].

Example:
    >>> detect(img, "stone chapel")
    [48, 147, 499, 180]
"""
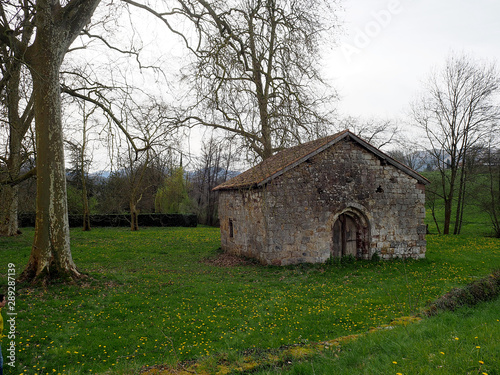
[214, 130, 429, 266]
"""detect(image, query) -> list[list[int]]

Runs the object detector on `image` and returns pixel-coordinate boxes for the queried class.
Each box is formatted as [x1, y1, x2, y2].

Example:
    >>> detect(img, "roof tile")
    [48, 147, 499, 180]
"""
[214, 130, 429, 191]
[214, 130, 348, 190]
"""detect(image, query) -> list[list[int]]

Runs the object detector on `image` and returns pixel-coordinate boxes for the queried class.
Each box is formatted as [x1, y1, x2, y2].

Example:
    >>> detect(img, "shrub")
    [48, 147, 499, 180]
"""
[423, 269, 500, 316]
[18, 213, 198, 228]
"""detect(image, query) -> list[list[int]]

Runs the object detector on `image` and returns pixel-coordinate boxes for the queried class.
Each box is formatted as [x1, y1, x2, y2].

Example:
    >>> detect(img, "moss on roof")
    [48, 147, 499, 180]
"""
[214, 130, 429, 191]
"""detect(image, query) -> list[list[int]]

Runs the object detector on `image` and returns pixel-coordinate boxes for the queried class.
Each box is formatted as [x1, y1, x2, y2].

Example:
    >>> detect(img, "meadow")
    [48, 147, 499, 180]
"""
[0, 226, 499, 374]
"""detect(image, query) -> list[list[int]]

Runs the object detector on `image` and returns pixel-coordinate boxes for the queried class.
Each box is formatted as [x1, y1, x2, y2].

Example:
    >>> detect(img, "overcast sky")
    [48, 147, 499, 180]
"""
[79, 0, 500, 170]
[325, 0, 500, 121]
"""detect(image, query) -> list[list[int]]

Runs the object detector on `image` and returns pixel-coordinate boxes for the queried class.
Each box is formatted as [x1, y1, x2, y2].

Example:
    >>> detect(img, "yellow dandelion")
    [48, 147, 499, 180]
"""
[479, 361, 484, 365]
[392, 361, 397, 364]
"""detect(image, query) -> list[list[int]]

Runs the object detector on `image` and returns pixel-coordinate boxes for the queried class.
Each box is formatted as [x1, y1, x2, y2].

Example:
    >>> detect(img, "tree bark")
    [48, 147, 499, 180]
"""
[443, 199, 452, 235]
[21, 38, 79, 282]
[0, 185, 19, 236]
[0, 116, 21, 236]
[19, 0, 101, 284]
[130, 201, 139, 231]
[454, 167, 467, 235]
[81, 109, 91, 232]
[0, 48, 31, 236]
[82, 180, 91, 231]
[179, 0, 335, 162]
[413, 54, 500, 235]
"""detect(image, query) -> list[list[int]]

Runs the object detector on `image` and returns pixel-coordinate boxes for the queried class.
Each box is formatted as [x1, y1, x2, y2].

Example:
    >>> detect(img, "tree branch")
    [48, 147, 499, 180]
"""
[0, 167, 36, 187]
[120, 0, 199, 54]
[61, 84, 148, 158]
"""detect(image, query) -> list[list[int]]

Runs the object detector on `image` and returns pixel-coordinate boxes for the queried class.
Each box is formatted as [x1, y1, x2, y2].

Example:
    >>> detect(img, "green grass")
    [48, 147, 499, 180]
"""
[421, 170, 497, 237]
[253, 298, 500, 375]
[425, 203, 493, 237]
[0, 227, 499, 374]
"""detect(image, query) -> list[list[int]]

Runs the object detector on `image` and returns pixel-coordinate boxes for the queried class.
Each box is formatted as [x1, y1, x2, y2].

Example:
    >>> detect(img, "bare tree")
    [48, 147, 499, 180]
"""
[338, 116, 400, 150]
[177, 0, 339, 162]
[110, 98, 179, 231]
[0, 5, 35, 236]
[0, 0, 189, 282]
[476, 134, 500, 237]
[190, 136, 234, 225]
[64, 99, 98, 231]
[411, 53, 500, 235]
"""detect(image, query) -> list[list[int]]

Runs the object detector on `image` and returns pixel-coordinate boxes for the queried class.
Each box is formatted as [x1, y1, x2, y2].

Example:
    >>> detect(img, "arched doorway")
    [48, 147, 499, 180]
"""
[331, 209, 370, 259]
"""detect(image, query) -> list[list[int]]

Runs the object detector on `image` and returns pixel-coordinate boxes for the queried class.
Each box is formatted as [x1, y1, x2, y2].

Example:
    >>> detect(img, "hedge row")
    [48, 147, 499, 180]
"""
[423, 269, 500, 316]
[19, 213, 198, 228]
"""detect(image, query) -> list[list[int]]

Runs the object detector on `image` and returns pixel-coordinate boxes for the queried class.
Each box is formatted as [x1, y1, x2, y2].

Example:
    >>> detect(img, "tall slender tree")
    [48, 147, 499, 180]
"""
[411, 53, 500, 234]
[190, 136, 233, 225]
[64, 101, 96, 232]
[0, 2, 35, 236]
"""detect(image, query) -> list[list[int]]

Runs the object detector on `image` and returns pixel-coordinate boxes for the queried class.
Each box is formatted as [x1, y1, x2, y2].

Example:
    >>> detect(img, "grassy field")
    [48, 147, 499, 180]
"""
[425, 202, 494, 237]
[251, 298, 500, 375]
[0, 227, 499, 374]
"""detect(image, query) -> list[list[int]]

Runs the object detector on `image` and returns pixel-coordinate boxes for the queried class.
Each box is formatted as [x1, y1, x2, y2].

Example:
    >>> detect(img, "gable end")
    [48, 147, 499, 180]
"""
[214, 130, 430, 191]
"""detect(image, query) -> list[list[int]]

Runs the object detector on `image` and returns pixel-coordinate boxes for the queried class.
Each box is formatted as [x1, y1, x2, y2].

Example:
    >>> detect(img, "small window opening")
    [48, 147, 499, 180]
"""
[229, 219, 234, 238]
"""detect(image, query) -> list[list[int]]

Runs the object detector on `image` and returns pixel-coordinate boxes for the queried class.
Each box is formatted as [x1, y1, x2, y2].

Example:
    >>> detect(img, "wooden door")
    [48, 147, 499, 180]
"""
[332, 213, 358, 258]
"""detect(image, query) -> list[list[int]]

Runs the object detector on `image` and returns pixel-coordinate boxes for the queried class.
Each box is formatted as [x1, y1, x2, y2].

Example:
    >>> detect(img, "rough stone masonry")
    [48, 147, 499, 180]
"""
[215, 131, 429, 266]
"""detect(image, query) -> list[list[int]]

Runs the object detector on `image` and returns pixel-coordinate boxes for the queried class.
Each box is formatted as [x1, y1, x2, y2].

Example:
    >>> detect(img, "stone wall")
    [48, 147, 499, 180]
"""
[219, 189, 268, 262]
[219, 137, 426, 265]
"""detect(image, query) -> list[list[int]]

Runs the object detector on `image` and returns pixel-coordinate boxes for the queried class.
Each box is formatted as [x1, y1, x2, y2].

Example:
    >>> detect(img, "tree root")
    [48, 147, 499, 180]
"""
[18, 263, 87, 287]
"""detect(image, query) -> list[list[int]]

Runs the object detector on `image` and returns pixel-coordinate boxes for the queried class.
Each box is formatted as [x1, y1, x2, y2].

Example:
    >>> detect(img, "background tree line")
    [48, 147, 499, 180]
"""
[10, 134, 236, 228]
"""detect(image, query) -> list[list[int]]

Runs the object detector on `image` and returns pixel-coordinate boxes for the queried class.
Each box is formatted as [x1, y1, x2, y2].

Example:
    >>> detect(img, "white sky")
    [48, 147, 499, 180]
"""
[325, 0, 500, 121]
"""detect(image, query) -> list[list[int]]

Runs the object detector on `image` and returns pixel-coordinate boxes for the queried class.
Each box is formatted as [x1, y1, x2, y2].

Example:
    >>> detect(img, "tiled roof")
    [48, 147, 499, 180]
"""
[213, 130, 429, 191]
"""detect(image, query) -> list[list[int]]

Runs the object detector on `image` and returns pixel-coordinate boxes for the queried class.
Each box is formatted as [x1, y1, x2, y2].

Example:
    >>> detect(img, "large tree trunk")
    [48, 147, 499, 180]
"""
[19, 0, 102, 283]
[1, 114, 23, 236]
[21, 46, 80, 283]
